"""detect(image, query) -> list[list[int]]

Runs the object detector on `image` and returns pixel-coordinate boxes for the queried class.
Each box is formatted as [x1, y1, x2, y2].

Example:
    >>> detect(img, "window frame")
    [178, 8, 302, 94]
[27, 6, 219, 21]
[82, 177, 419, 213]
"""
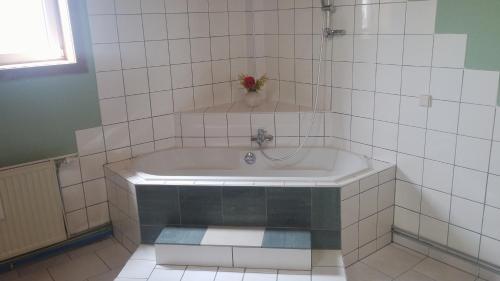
[0, 0, 88, 80]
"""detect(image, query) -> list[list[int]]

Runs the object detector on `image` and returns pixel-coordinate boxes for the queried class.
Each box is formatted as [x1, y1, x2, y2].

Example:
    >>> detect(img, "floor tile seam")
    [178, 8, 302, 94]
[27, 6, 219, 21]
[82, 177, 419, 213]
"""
[176, 265, 187, 281]
[16, 262, 54, 278]
[93, 251, 113, 272]
[391, 242, 429, 260]
[357, 245, 427, 280]
[40, 268, 56, 281]
[356, 259, 395, 281]
[415, 256, 479, 281]
[213, 266, 244, 281]
[391, 260, 439, 281]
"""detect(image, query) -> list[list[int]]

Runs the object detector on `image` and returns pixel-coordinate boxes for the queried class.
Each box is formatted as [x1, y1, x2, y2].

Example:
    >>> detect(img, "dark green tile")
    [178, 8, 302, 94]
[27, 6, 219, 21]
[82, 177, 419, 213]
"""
[311, 188, 341, 230]
[179, 186, 223, 225]
[155, 226, 207, 245]
[223, 186, 266, 226]
[311, 230, 341, 249]
[262, 228, 311, 249]
[140, 225, 164, 244]
[266, 187, 311, 227]
[137, 185, 180, 225]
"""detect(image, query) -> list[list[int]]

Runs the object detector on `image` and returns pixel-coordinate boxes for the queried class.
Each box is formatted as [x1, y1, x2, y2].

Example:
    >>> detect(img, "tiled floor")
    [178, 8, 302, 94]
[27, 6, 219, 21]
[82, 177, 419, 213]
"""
[346, 244, 483, 281]
[0, 239, 487, 281]
[118, 246, 344, 280]
[0, 238, 130, 281]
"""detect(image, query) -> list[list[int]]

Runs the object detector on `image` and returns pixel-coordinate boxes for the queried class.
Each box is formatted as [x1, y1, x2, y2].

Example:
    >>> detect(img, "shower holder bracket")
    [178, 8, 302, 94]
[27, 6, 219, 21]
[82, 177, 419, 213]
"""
[324, 28, 346, 38]
[321, 5, 334, 12]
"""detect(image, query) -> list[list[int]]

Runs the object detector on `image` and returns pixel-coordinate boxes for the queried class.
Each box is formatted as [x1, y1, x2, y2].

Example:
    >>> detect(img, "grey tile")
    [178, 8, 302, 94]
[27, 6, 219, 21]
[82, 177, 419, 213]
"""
[346, 262, 392, 281]
[140, 225, 164, 244]
[155, 227, 207, 245]
[266, 187, 311, 227]
[137, 185, 180, 225]
[262, 228, 311, 249]
[363, 245, 425, 278]
[223, 187, 266, 226]
[311, 230, 341, 249]
[180, 186, 223, 225]
[311, 188, 341, 230]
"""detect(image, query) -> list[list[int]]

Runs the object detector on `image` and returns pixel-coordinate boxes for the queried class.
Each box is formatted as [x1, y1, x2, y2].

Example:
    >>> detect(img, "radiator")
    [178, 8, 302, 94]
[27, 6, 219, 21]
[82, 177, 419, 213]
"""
[0, 161, 67, 261]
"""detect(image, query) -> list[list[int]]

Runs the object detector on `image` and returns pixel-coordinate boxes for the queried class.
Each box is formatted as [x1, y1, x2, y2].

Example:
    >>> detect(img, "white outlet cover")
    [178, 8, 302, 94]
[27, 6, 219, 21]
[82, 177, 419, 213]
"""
[419, 95, 432, 107]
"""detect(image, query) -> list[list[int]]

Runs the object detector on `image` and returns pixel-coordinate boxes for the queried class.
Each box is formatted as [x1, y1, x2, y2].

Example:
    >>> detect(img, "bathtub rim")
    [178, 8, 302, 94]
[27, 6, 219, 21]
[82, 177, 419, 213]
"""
[105, 146, 395, 188]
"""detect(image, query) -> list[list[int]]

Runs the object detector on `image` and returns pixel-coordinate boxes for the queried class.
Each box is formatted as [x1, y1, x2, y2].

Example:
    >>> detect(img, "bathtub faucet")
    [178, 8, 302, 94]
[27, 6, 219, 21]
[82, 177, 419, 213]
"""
[251, 128, 274, 146]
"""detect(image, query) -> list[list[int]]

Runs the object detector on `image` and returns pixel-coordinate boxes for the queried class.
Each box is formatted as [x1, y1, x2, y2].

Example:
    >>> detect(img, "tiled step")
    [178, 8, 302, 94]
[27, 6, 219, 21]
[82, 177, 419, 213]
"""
[155, 226, 312, 270]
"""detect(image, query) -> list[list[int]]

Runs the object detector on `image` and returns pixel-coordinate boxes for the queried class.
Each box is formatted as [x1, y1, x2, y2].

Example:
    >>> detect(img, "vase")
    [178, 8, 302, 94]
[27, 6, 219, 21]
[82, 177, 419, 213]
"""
[243, 90, 266, 107]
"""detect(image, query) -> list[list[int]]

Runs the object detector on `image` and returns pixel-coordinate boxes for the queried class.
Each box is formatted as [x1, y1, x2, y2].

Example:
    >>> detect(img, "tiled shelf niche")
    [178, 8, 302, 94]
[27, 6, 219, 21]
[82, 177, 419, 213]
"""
[176, 100, 336, 147]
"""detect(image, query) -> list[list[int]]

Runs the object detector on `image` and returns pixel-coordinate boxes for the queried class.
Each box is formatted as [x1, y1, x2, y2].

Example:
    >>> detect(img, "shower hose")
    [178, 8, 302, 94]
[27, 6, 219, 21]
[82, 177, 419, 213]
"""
[260, 12, 329, 162]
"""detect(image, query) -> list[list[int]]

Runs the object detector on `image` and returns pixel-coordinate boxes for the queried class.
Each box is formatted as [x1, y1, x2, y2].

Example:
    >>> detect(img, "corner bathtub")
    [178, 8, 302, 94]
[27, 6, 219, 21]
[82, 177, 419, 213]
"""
[105, 146, 396, 255]
[107, 147, 390, 187]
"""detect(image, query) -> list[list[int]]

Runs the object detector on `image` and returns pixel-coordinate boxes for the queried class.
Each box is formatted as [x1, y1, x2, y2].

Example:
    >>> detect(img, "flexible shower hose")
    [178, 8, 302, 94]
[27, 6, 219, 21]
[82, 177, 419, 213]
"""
[260, 12, 328, 162]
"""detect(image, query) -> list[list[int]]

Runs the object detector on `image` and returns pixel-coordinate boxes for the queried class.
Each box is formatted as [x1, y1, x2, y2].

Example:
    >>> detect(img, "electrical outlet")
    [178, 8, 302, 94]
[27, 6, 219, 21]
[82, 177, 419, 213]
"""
[419, 95, 432, 107]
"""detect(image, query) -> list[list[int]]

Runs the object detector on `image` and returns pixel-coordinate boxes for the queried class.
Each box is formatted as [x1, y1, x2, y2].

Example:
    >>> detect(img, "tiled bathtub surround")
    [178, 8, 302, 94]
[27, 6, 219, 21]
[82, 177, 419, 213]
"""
[341, 167, 396, 266]
[136, 184, 341, 248]
[105, 165, 141, 251]
[104, 156, 395, 263]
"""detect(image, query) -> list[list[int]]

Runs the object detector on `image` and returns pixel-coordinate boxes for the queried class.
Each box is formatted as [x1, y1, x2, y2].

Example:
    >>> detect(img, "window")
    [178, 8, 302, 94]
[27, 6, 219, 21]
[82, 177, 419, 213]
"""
[0, 0, 76, 70]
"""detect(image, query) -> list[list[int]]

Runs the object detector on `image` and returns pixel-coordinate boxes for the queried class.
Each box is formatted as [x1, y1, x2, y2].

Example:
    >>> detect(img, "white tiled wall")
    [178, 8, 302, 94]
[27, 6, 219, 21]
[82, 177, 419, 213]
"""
[341, 167, 396, 266]
[105, 166, 141, 252]
[58, 154, 109, 235]
[74, 0, 500, 268]
[299, 0, 500, 268]
[175, 0, 500, 268]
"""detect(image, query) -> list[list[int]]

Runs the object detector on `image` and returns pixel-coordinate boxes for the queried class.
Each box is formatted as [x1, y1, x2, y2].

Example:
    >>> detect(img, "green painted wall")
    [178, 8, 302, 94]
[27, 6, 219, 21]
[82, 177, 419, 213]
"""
[436, 0, 500, 72]
[0, 1, 101, 167]
[435, 0, 500, 105]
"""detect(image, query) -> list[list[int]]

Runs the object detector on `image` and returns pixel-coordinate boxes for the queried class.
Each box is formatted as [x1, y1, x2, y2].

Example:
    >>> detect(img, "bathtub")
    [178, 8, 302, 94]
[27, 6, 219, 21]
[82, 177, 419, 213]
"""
[105, 146, 396, 254]
[108, 147, 387, 186]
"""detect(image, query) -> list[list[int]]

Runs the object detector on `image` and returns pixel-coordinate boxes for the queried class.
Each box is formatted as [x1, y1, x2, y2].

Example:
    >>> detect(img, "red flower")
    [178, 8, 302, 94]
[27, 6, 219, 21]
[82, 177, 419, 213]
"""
[243, 76, 256, 90]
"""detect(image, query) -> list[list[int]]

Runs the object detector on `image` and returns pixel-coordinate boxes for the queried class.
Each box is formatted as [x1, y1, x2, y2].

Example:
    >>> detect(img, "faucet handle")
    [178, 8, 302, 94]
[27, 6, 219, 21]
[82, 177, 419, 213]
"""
[257, 128, 266, 134]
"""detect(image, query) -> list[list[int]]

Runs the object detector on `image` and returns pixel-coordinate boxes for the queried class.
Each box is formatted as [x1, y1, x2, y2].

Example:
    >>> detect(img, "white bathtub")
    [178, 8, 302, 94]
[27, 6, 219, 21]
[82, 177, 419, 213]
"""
[107, 147, 391, 187]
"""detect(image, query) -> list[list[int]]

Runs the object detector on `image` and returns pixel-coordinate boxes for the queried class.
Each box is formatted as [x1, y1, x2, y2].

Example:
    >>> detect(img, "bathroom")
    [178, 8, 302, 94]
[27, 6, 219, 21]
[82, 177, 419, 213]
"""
[0, 0, 499, 280]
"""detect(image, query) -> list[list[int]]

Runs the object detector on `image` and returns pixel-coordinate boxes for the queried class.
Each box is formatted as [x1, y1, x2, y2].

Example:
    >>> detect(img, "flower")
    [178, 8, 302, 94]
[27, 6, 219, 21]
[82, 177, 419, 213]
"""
[239, 74, 268, 93]
[243, 76, 256, 89]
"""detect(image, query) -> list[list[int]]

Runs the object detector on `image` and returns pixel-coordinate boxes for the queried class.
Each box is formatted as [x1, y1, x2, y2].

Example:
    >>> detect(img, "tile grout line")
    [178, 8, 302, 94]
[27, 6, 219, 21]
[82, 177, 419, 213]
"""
[160, 1, 175, 153]
[139, 0, 156, 157]
[369, 5, 384, 239]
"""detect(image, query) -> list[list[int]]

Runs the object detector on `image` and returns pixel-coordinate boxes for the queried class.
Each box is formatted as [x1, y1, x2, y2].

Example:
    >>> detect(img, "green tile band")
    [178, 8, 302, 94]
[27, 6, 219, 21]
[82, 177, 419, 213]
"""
[137, 185, 341, 249]
[156, 227, 207, 245]
[436, 0, 500, 105]
[262, 228, 311, 249]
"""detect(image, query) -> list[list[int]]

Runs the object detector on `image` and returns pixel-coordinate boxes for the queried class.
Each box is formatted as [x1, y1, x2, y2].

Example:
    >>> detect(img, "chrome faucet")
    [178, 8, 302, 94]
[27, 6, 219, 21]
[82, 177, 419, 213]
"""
[251, 128, 274, 146]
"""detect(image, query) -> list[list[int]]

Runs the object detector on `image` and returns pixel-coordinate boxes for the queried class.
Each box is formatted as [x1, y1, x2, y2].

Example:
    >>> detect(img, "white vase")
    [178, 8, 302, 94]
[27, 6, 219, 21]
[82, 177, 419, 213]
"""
[243, 91, 266, 107]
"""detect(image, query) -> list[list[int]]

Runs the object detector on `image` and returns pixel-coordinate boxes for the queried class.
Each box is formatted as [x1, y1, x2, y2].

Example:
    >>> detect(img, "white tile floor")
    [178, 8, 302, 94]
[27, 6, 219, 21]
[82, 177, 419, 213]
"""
[0, 238, 489, 281]
[118, 246, 344, 281]
[346, 244, 484, 281]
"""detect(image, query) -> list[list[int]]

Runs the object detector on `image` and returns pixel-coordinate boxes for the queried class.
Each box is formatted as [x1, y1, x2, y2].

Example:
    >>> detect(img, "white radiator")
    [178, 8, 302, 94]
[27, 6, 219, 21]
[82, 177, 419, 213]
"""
[0, 161, 67, 261]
